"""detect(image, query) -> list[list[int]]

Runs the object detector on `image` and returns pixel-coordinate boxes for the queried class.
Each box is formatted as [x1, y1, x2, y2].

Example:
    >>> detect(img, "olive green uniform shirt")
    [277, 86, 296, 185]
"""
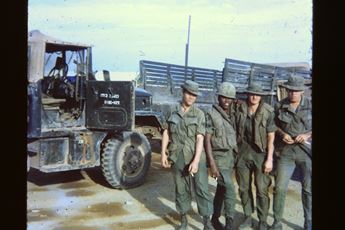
[274, 96, 312, 155]
[236, 102, 277, 154]
[162, 103, 206, 164]
[205, 104, 237, 168]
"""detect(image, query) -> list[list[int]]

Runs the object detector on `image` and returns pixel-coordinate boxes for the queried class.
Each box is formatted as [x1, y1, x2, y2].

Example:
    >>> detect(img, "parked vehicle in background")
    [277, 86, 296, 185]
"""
[136, 58, 311, 140]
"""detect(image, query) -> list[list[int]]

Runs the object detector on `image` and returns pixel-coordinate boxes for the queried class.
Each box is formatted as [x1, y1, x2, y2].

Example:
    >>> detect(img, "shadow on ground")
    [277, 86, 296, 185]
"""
[27, 168, 85, 186]
[125, 140, 248, 229]
[27, 138, 305, 229]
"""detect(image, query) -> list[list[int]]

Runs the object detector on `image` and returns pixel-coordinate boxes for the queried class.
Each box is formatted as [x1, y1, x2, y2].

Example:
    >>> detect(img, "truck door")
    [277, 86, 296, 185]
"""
[86, 81, 134, 131]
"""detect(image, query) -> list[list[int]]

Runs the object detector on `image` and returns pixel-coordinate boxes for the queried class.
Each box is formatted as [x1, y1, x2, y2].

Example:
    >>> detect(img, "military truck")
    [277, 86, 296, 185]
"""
[27, 30, 154, 189]
[136, 58, 311, 134]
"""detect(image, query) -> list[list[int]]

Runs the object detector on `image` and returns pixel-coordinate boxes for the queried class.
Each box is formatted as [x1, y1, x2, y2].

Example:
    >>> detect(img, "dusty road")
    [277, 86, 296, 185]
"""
[27, 141, 305, 230]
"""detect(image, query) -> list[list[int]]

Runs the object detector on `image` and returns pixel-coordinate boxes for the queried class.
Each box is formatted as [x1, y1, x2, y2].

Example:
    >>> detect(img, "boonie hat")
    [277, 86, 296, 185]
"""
[181, 80, 200, 96]
[245, 82, 268, 96]
[283, 75, 306, 91]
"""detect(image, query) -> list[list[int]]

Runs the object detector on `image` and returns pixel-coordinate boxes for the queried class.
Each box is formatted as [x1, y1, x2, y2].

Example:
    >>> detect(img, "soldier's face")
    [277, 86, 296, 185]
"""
[288, 90, 304, 103]
[247, 94, 261, 105]
[219, 96, 232, 110]
[183, 90, 197, 106]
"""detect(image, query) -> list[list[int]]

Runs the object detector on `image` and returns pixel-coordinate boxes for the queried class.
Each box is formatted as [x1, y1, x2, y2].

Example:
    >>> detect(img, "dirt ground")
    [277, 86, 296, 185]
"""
[27, 141, 305, 230]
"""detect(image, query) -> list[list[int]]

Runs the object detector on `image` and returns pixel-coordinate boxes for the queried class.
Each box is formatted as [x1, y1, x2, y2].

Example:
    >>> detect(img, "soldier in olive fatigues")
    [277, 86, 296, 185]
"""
[161, 80, 214, 230]
[235, 83, 276, 230]
[205, 82, 238, 230]
[270, 76, 312, 230]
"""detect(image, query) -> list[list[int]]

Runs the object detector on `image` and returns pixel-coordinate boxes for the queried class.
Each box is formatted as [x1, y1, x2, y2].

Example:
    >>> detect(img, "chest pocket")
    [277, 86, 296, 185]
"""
[167, 114, 180, 134]
[213, 118, 224, 137]
[297, 108, 312, 130]
[260, 119, 267, 127]
[226, 125, 237, 150]
[278, 111, 292, 124]
[185, 117, 198, 137]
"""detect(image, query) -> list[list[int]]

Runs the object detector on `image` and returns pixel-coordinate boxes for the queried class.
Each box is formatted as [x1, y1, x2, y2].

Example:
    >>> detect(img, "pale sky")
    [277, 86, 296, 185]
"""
[28, 0, 312, 72]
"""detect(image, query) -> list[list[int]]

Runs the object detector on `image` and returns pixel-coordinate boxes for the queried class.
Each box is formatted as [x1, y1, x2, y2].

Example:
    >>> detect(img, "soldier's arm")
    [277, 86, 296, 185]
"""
[160, 129, 171, 168]
[205, 133, 220, 178]
[264, 110, 276, 173]
[295, 99, 312, 143]
[273, 102, 294, 144]
[204, 113, 220, 178]
[273, 102, 284, 137]
[160, 108, 172, 168]
[295, 131, 312, 143]
[194, 134, 204, 163]
[188, 111, 206, 175]
[204, 133, 215, 168]
[188, 134, 204, 175]
[275, 127, 286, 137]
[264, 132, 275, 173]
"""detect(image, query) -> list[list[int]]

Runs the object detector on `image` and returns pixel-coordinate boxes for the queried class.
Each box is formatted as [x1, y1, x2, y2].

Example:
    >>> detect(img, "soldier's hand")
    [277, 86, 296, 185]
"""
[188, 161, 199, 176]
[161, 153, 171, 168]
[282, 133, 294, 144]
[210, 164, 220, 179]
[264, 159, 273, 174]
[294, 133, 309, 144]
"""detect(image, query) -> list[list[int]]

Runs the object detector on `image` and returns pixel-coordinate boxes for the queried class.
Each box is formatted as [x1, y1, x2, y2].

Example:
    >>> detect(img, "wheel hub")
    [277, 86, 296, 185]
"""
[122, 146, 143, 176]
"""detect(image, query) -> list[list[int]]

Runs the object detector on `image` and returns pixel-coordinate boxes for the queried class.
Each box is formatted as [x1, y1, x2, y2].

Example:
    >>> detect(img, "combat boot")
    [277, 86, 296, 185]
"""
[224, 216, 234, 230]
[238, 215, 252, 229]
[211, 215, 224, 230]
[258, 221, 269, 230]
[203, 216, 215, 230]
[178, 213, 188, 230]
[269, 220, 282, 230]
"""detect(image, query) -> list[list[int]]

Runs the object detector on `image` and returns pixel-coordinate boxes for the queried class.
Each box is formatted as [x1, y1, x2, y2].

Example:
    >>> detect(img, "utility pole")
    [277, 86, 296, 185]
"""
[185, 15, 191, 67]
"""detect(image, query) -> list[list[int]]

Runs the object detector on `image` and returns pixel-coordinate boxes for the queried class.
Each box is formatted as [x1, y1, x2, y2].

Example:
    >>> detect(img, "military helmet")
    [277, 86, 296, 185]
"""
[217, 82, 236, 99]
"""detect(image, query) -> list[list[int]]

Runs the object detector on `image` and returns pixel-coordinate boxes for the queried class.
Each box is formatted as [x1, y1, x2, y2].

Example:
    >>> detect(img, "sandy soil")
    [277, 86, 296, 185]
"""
[27, 141, 305, 230]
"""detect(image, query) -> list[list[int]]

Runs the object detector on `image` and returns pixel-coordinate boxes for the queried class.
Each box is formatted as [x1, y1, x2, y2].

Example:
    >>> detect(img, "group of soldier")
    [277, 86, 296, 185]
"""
[160, 75, 312, 230]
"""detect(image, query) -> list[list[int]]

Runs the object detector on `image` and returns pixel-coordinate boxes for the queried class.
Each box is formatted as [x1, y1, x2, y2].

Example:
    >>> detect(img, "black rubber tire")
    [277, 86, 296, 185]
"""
[101, 132, 151, 189]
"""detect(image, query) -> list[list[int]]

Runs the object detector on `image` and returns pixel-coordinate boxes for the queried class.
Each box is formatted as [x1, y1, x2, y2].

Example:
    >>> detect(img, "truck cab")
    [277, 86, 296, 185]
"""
[27, 30, 151, 189]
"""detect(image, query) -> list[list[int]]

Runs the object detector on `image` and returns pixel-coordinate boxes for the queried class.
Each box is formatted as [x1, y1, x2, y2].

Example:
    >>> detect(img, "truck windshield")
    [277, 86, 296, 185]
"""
[44, 47, 88, 78]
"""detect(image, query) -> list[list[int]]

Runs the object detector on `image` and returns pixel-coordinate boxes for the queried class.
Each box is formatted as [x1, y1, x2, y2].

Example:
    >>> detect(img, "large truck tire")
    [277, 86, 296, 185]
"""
[101, 131, 151, 189]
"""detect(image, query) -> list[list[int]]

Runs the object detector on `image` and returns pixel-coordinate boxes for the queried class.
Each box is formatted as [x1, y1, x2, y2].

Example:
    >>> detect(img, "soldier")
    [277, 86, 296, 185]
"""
[205, 82, 238, 230]
[160, 80, 214, 230]
[270, 75, 312, 230]
[235, 83, 276, 230]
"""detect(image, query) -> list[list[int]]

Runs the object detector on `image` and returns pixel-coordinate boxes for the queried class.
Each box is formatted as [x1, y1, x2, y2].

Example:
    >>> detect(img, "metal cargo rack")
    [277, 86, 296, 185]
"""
[140, 60, 223, 104]
[223, 58, 311, 104]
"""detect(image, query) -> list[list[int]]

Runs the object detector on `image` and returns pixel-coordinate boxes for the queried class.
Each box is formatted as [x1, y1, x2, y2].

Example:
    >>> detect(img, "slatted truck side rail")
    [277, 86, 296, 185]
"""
[223, 58, 311, 105]
[139, 60, 223, 105]
[138, 59, 311, 127]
